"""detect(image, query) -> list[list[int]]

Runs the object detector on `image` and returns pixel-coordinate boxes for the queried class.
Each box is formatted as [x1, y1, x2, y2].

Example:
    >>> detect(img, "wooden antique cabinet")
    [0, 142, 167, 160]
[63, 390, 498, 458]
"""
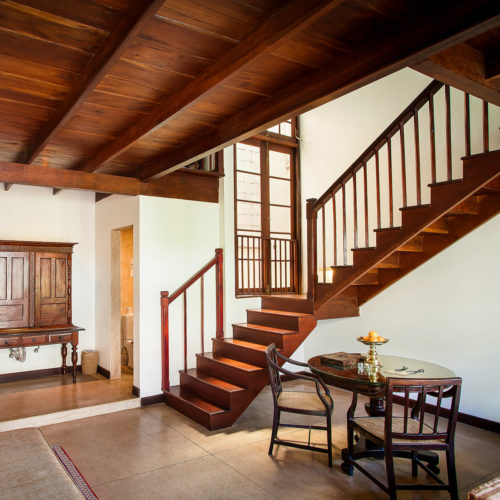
[0, 241, 83, 382]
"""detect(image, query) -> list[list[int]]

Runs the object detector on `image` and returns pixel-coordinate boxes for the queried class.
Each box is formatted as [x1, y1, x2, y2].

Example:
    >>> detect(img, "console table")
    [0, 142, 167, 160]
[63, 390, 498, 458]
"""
[0, 325, 84, 382]
[0, 240, 84, 383]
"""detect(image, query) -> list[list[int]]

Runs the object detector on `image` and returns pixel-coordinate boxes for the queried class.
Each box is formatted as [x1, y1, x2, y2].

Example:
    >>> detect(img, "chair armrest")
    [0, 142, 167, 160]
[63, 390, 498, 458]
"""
[273, 348, 309, 368]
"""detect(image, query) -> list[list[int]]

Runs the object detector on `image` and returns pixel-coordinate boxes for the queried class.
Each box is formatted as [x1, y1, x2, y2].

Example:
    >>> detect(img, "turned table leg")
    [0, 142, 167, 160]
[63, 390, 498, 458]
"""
[61, 343, 67, 375]
[71, 343, 78, 383]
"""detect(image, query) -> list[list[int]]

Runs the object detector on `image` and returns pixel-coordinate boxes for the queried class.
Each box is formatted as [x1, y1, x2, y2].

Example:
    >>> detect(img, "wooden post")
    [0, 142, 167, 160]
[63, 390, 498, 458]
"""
[306, 198, 317, 300]
[215, 248, 224, 339]
[161, 291, 170, 391]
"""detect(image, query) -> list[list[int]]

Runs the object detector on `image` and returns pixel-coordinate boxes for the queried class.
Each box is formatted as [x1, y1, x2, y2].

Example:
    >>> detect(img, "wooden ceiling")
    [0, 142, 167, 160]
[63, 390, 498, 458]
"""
[0, 0, 499, 202]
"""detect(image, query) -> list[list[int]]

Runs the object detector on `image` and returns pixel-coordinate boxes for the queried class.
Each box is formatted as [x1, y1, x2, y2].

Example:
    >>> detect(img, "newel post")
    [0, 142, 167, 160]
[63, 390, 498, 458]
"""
[215, 248, 224, 339]
[306, 198, 318, 300]
[160, 291, 170, 391]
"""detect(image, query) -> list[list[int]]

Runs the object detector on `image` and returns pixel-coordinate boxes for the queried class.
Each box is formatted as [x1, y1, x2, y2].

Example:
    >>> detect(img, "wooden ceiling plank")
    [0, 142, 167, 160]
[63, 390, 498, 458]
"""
[412, 43, 500, 105]
[76, 0, 346, 173]
[0, 160, 218, 202]
[139, 1, 500, 181]
[20, 0, 165, 165]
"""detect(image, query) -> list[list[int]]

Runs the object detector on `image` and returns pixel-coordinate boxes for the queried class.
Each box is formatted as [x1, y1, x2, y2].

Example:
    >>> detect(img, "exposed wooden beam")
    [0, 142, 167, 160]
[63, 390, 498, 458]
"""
[139, 2, 500, 181]
[76, 0, 345, 173]
[19, 0, 164, 165]
[485, 51, 500, 80]
[412, 43, 500, 105]
[0, 162, 219, 203]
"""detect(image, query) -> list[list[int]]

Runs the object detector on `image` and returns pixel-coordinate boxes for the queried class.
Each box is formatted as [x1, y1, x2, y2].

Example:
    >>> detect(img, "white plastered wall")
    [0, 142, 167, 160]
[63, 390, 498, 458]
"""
[138, 196, 220, 396]
[0, 185, 95, 373]
[299, 68, 500, 422]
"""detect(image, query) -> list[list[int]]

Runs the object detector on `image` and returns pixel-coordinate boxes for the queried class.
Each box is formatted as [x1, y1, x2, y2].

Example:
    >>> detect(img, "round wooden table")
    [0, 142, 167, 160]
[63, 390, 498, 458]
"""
[308, 353, 455, 474]
[308, 354, 455, 411]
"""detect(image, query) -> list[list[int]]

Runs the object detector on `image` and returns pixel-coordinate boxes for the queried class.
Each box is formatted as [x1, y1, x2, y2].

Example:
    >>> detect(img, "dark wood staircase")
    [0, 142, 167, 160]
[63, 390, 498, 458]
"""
[314, 150, 500, 310]
[163, 80, 499, 431]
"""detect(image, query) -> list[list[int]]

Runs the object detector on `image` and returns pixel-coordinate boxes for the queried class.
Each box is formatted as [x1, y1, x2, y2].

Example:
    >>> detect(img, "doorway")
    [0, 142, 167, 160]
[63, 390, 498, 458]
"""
[234, 130, 299, 295]
[110, 226, 134, 388]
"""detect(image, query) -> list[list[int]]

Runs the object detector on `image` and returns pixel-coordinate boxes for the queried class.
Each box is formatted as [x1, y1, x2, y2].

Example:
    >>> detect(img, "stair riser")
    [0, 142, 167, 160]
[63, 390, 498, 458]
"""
[213, 339, 267, 367]
[196, 354, 266, 388]
[180, 371, 242, 409]
[352, 248, 376, 268]
[261, 296, 313, 314]
[232, 324, 288, 348]
[246, 310, 300, 331]
[163, 392, 226, 431]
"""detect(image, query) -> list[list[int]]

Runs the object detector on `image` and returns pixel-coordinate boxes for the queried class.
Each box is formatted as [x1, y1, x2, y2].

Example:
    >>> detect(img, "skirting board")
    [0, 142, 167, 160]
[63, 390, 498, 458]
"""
[0, 365, 82, 383]
[141, 393, 165, 406]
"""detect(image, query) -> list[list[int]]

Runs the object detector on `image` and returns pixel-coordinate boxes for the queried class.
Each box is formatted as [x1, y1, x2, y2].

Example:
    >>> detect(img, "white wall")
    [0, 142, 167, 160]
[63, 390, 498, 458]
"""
[299, 68, 500, 421]
[0, 185, 95, 373]
[139, 196, 220, 396]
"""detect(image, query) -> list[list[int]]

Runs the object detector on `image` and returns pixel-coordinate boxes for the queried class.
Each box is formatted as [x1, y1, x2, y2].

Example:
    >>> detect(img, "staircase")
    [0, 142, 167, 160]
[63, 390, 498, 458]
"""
[163, 80, 499, 430]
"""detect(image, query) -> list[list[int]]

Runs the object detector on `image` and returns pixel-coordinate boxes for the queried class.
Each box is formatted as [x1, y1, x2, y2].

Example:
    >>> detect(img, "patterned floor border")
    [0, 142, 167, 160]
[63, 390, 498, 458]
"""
[51, 443, 99, 500]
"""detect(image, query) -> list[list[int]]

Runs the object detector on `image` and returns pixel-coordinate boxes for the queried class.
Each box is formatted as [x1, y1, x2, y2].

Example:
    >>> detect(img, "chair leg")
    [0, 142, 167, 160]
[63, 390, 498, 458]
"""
[342, 421, 354, 476]
[385, 448, 397, 500]
[446, 447, 459, 500]
[269, 408, 280, 456]
[326, 413, 333, 468]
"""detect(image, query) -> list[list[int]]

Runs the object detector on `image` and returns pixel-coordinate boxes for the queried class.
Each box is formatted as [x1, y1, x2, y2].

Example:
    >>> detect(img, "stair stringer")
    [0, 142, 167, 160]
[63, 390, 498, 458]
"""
[314, 150, 500, 310]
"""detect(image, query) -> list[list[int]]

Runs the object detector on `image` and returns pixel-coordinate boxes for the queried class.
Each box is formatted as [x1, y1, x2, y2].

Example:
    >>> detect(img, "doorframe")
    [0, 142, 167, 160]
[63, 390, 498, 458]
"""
[110, 230, 121, 379]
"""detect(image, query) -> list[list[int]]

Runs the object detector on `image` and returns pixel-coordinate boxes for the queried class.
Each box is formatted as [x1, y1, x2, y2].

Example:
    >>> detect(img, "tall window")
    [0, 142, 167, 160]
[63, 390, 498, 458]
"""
[234, 119, 299, 295]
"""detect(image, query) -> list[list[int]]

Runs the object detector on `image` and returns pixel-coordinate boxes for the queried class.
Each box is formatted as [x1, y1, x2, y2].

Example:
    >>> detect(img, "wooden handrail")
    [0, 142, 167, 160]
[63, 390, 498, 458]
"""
[312, 80, 444, 210]
[161, 248, 223, 392]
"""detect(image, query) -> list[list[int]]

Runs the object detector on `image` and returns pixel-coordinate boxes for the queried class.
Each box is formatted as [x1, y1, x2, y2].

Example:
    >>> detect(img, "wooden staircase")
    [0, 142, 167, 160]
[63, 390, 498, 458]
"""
[314, 150, 500, 310]
[162, 80, 499, 431]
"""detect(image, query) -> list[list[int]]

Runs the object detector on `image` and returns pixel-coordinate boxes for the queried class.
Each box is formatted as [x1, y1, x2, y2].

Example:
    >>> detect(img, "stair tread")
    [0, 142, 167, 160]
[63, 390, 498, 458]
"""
[167, 386, 226, 414]
[237, 322, 297, 335]
[400, 204, 431, 211]
[261, 294, 308, 300]
[214, 337, 268, 351]
[185, 368, 245, 392]
[200, 352, 263, 372]
[249, 308, 311, 318]
[373, 226, 402, 233]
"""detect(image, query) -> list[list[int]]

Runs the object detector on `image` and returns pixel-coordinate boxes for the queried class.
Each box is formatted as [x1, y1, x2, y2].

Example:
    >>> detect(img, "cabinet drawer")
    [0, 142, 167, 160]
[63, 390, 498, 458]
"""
[0, 336, 20, 347]
[21, 335, 48, 345]
[49, 333, 73, 343]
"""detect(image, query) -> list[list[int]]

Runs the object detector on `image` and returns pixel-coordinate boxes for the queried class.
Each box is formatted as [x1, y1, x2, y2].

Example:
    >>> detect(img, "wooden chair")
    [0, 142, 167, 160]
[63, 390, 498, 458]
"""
[265, 344, 334, 466]
[344, 377, 462, 500]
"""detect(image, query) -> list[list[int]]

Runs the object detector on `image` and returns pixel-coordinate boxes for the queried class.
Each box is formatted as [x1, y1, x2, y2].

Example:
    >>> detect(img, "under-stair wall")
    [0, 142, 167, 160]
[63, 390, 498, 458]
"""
[299, 68, 500, 423]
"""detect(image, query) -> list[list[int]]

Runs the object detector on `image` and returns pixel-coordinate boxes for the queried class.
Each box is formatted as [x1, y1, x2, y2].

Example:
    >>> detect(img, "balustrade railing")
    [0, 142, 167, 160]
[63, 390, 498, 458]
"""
[161, 248, 223, 391]
[307, 80, 499, 298]
[235, 235, 298, 294]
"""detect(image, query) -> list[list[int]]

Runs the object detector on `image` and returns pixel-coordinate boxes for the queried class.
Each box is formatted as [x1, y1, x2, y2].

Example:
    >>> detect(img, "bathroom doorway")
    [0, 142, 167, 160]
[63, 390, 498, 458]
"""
[119, 227, 134, 379]
[110, 226, 134, 390]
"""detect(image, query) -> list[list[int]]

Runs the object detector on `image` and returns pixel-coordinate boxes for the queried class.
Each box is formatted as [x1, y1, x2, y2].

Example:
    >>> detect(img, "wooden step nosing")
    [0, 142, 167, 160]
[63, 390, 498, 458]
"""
[197, 353, 262, 373]
[234, 323, 298, 335]
[184, 369, 245, 393]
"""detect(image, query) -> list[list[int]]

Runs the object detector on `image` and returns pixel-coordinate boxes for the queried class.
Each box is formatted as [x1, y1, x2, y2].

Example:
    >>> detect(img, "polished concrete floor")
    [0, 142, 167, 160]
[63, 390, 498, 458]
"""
[32, 381, 500, 500]
[0, 367, 135, 422]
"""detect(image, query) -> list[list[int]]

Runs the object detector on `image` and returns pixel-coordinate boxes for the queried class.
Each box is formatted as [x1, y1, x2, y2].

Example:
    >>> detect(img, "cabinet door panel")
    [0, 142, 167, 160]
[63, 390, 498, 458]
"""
[35, 253, 69, 326]
[0, 252, 29, 328]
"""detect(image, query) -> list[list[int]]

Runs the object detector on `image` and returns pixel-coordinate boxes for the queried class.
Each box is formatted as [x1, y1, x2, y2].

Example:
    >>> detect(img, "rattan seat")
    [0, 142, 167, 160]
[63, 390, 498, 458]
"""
[353, 416, 446, 445]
